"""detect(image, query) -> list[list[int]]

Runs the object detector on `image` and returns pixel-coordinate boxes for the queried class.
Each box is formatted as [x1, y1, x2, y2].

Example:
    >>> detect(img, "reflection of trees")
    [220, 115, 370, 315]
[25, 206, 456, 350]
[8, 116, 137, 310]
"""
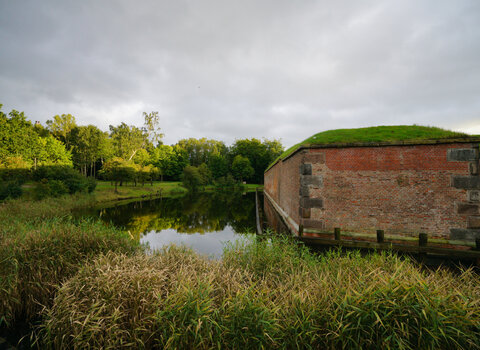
[95, 191, 256, 237]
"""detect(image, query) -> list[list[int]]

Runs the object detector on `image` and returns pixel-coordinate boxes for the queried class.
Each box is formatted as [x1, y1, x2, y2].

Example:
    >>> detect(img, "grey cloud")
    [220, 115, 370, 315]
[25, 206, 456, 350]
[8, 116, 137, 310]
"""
[1, 0, 479, 149]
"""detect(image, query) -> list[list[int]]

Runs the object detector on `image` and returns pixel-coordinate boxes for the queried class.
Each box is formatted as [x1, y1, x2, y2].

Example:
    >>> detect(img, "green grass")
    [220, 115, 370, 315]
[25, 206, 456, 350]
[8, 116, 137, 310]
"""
[38, 236, 480, 349]
[268, 125, 475, 170]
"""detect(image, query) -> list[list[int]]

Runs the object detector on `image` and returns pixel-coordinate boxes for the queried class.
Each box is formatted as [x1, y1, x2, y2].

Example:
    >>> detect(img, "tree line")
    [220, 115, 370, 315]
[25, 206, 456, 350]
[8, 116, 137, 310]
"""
[0, 104, 283, 189]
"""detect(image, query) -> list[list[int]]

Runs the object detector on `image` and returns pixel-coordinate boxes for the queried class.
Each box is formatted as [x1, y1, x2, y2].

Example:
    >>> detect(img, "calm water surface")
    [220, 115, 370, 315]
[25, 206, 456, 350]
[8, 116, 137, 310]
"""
[86, 191, 258, 258]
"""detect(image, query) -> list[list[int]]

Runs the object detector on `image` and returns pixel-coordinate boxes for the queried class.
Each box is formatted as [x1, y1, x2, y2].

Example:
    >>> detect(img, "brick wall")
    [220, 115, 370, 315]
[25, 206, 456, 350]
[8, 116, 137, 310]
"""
[265, 141, 480, 240]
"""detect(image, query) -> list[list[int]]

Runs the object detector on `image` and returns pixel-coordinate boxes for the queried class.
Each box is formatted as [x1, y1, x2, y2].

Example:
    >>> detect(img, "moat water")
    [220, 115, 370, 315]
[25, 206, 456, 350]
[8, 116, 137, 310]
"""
[83, 190, 259, 258]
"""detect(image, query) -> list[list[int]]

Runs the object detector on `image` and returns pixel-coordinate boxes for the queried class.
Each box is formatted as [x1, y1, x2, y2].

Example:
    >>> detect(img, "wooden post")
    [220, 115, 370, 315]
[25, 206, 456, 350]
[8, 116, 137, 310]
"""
[475, 238, 480, 251]
[376, 229, 385, 243]
[299, 224, 304, 237]
[334, 227, 341, 241]
[419, 233, 428, 247]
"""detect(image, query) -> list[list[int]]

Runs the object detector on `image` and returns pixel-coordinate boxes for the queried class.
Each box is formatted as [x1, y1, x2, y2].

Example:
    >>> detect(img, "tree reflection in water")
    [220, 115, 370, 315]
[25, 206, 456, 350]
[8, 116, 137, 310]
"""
[90, 191, 257, 257]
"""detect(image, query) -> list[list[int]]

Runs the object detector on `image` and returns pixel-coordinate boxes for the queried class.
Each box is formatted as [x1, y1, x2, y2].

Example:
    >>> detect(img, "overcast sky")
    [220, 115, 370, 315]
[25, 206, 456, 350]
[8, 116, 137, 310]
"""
[1, 1, 479, 148]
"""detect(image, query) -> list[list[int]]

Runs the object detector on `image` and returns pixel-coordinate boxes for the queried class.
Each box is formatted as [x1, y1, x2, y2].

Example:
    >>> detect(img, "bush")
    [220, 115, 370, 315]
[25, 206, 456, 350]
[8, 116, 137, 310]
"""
[86, 177, 97, 193]
[0, 168, 31, 184]
[0, 181, 23, 200]
[32, 166, 91, 196]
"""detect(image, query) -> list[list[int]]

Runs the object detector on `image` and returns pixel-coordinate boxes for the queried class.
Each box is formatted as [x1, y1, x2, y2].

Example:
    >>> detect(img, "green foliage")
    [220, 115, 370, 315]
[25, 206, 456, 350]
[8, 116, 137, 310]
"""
[0, 181, 23, 200]
[208, 153, 229, 179]
[177, 138, 228, 166]
[231, 138, 283, 183]
[272, 125, 473, 168]
[0, 106, 72, 168]
[32, 166, 93, 196]
[197, 163, 212, 185]
[143, 111, 164, 146]
[69, 125, 107, 176]
[182, 165, 204, 192]
[231, 154, 254, 181]
[0, 158, 31, 184]
[33, 179, 70, 200]
[109, 122, 147, 161]
[46, 114, 77, 148]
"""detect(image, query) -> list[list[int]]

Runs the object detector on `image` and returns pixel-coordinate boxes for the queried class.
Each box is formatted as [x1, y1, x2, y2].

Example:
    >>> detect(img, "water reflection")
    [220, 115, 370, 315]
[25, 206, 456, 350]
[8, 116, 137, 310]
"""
[88, 191, 257, 258]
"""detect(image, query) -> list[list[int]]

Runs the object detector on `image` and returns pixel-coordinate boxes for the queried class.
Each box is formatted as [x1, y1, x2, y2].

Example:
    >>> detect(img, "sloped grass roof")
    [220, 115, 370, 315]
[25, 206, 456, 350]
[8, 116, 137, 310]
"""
[267, 125, 476, 171]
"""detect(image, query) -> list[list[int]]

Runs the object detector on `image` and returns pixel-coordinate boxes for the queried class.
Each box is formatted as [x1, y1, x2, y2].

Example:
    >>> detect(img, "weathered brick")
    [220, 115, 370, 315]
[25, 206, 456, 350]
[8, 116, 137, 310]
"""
[457, 203, 479, 215]
[450, 228, 480, 241]
[302, 219, 325, 230]
[452, 176, 480, 189]
[299, 163, 312, 175]
[299, 185, 309, 197]
[300, 197, 323, 208]
[468, 190, 480, 202]
[304, 152, 325, 164]
[447, 148, 478, 161]
[265, 142, 480, 239]
[300, 175, 323, 187]
[467, 216, 480, 229]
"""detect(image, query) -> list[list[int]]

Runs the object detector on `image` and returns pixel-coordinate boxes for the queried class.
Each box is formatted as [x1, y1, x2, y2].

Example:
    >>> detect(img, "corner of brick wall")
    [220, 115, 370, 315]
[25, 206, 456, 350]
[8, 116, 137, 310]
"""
[298, 151, 326, 231]
[449, 145, 480, 241]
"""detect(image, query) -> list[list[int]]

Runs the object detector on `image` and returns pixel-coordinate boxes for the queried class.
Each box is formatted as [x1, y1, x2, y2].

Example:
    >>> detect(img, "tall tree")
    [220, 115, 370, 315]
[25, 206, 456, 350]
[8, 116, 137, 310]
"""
[109, 123, 147, 161]
[70, 125, 105, 176]
[230, 138, 283, 183]
[177, 138, 227, 166]
[143, 111, 164, 147]
[231, 155, 254, 182]
[46, 114, 77, 149]
[0, 106, 72, 168]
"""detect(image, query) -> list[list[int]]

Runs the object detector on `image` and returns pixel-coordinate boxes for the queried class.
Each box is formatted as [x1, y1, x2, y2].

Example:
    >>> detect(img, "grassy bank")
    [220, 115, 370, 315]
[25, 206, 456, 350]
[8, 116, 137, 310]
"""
[93, 180, 188, 202]
[39, 237, 480, 349]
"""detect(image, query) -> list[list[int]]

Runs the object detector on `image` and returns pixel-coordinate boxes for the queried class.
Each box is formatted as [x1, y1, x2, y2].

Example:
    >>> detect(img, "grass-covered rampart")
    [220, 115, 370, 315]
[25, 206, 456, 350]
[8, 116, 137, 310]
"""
[268, 125, 478, 170]
[39, 237, 480, 349]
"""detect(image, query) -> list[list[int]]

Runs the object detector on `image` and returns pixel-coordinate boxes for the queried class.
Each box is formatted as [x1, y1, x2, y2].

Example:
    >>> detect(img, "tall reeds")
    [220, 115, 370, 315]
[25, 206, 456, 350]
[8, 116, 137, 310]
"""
[0, 196, 139, 330]
[39, 237, 480, 349]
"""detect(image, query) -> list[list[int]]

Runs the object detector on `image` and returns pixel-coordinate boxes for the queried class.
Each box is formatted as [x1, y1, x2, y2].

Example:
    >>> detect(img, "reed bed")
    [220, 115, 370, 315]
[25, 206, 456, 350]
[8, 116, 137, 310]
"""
[39, 237, 480, 349]
[0, 197, 139, 330]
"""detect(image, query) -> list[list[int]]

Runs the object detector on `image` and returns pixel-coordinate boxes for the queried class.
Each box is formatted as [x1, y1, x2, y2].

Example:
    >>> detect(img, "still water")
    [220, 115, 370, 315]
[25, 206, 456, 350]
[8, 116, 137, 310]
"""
[86, 191, 258, 258]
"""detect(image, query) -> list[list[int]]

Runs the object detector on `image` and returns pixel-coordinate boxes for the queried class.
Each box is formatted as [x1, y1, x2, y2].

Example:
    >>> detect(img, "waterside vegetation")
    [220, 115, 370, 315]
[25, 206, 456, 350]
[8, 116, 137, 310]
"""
[38, 237, 480, 349]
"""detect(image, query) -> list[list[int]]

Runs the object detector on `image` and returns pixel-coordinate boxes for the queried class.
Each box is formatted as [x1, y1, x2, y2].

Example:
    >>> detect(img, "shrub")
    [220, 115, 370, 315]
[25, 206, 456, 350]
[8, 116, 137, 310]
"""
[32, 179, 51, 200]
[86, 177, 97, 193]
[32, 166, 91, 196]
[0, 181, 23, 200]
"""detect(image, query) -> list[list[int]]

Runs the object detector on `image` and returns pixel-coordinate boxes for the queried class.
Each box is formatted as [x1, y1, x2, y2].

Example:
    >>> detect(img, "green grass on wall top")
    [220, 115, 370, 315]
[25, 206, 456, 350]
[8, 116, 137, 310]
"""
[268, 125, 477, 171]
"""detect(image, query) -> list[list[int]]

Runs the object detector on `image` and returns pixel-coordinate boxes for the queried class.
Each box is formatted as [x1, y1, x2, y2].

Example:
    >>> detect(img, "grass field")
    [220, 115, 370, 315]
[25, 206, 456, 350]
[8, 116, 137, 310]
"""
[268, 125, 476, 170]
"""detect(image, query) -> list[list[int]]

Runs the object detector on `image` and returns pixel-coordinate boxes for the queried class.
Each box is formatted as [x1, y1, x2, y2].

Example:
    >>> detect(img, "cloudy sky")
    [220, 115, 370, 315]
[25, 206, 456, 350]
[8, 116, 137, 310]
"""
[1, 1, 479, 148]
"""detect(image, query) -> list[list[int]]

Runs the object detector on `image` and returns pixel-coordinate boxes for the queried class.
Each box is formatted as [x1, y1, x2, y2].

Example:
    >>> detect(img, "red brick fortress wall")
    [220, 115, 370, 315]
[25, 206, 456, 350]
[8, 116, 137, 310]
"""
[265, 141, 480, 240]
